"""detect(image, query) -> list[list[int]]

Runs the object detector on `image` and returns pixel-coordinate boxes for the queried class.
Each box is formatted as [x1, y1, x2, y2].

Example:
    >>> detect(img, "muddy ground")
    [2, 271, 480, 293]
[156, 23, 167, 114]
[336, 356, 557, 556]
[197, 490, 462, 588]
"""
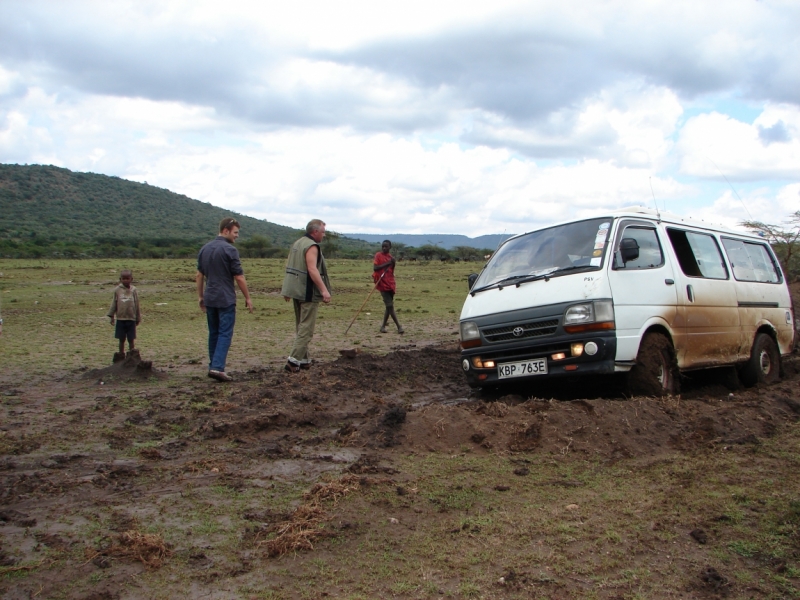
[1, 336, 799, 599]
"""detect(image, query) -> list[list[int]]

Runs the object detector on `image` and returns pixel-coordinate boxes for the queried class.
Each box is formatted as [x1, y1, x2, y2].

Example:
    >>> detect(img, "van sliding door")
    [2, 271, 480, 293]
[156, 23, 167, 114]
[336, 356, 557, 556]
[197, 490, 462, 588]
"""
[666, 228, 740, 368]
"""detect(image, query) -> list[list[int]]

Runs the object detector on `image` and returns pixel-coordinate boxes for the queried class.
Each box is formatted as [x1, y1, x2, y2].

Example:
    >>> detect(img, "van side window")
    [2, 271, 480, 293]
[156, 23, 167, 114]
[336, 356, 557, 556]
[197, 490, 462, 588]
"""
[721, 238, 781, 283]
[667, 228, 728, 279]
[615, 227, 664, 270]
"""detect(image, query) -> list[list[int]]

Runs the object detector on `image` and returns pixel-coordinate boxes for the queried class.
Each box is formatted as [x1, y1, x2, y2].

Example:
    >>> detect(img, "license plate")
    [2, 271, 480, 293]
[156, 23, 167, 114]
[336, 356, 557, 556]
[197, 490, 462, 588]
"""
[497, 358, 548, 379]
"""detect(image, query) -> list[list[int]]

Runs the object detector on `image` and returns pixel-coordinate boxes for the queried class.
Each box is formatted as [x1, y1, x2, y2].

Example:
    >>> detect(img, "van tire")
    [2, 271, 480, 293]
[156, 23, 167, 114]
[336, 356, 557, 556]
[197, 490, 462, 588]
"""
[739, 333, 780, 387]
[627, 333, 679, 397]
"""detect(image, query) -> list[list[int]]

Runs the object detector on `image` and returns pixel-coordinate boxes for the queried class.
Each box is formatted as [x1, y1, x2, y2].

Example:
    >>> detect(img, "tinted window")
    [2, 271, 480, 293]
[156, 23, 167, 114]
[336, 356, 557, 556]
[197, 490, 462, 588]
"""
[614, 226, 664, 270]
[721, 238, 781, 283]
[667, 229, 728, 279]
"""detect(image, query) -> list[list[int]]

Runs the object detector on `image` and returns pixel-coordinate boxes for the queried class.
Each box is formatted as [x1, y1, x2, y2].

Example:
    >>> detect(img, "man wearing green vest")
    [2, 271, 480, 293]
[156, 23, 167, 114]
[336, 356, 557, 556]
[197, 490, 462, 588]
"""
[281, 219, 332, 373]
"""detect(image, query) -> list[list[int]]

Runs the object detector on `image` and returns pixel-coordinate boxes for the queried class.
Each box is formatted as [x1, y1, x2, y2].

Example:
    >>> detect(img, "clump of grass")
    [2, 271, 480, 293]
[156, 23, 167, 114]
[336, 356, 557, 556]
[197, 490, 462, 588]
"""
[87, 530, 172, 568]
[257, 475, 367, 557]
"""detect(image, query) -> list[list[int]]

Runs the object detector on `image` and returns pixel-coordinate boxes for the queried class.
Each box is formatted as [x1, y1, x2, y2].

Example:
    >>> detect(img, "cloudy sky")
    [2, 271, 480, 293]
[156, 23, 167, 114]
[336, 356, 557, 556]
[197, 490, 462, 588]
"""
[0, 0, 798, 236]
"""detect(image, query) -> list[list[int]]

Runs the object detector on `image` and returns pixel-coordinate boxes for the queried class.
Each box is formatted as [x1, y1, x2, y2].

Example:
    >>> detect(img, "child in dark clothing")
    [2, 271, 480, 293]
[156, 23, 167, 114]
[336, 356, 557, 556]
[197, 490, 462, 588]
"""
[107, 270, 141, 362]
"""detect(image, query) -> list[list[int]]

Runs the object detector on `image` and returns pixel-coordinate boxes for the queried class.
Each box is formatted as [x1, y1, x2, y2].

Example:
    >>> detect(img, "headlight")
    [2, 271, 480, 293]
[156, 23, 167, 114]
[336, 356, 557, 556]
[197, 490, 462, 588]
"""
[564, 300, 615, 333]
[460, 321, 480, 340]
[460, 321, 482, 348]
[564, 303, 594, 325]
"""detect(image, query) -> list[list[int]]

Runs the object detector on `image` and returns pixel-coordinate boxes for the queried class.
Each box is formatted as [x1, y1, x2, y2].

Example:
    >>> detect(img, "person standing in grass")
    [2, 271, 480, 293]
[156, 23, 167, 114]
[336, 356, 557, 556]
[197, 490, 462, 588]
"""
[281, 219, 332, 373]
[374, 240, 403, 334]
[196, 217, 254, 382]
[107, 269, 141, 363]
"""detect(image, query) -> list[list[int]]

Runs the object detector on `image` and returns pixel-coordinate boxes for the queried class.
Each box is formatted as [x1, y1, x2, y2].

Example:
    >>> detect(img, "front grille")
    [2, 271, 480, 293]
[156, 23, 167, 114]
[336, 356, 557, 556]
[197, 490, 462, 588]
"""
[483, 318, 559, 343]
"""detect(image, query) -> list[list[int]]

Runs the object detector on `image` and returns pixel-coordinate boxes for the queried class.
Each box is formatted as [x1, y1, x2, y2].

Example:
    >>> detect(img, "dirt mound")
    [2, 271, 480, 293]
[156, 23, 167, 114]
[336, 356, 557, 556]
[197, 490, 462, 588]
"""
[81, 353, 164, 382]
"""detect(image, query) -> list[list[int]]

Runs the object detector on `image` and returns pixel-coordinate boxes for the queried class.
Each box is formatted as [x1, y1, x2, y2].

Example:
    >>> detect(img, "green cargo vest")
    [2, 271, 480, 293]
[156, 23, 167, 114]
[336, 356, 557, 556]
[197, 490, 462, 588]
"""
[281, 235, 331, 302]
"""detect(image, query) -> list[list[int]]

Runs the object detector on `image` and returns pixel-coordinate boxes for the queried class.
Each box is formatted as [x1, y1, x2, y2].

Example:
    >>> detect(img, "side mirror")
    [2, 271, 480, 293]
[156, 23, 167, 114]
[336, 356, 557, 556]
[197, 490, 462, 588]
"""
[468, 273, 479, 290]
[619, 238, 639, 264]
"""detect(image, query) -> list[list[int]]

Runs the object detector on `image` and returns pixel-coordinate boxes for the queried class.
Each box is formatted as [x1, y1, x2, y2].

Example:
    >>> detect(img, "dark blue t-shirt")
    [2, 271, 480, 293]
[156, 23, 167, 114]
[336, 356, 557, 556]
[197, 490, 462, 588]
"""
[197, 236, 244, 308]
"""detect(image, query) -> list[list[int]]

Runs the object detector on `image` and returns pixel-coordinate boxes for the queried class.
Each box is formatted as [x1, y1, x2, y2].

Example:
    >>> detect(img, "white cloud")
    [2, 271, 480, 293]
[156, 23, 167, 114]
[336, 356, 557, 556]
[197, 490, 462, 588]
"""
[677, 105, 800, 180]
[0, 0, 798, 236]
[681, 184, 797, 233]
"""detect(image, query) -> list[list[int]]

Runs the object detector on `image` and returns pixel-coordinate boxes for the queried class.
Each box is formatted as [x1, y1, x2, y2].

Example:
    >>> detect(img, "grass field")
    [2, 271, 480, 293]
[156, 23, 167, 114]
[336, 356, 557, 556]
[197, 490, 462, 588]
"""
[0, 258, 477, 379]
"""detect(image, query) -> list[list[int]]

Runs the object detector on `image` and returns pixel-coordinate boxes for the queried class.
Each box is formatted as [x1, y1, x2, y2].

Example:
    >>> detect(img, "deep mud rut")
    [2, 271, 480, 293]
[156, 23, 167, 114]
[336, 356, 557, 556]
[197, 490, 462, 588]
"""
[2, 340, 800, 598]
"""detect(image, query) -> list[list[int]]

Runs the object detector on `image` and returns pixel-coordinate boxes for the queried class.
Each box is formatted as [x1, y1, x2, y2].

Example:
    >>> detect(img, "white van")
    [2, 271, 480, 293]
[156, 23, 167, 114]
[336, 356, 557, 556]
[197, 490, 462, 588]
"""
[459, 207, 795, 394]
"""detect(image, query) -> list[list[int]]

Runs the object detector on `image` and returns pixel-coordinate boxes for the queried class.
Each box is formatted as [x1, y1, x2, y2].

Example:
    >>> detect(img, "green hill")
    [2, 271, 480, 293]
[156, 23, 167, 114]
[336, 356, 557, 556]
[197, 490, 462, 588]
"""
[0, 164, 375, 259]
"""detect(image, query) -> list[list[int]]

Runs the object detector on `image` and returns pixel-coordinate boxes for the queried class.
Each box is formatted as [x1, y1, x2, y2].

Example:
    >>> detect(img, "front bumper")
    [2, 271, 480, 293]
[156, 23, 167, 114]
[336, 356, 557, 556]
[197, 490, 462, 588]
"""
[461, 333, 617, 386]
[460, 301, 619, 387]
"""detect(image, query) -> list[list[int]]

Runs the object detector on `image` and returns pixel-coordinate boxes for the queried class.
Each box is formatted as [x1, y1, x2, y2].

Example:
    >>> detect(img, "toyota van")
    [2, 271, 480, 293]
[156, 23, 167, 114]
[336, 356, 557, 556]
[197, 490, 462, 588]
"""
[459, 207, 795, 394]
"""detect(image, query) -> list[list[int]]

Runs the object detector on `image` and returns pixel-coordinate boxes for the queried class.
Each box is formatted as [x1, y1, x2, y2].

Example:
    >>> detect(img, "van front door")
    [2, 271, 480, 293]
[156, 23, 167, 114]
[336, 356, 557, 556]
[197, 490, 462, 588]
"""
[666, 228, 740, 368]
[608, 221, 679, 363]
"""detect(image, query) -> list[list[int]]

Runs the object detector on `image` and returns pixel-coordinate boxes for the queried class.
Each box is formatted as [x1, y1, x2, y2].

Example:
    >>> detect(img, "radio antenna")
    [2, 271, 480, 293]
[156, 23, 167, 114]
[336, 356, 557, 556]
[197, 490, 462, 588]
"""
[705, 156, 753, 220]
[649, 177, 661, 221]
[495, 229, 507, 252]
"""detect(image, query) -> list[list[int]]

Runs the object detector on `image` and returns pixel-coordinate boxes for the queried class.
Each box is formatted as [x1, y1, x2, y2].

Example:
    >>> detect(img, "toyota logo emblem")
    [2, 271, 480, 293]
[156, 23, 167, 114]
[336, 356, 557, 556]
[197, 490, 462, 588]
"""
[512, 327, 524, 337]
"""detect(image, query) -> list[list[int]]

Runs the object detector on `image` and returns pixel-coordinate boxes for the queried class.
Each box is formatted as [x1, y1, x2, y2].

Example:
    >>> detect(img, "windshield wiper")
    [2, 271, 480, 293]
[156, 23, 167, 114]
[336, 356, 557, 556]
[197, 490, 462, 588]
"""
[548, 265, 594, 276]
[470, 265, 596, 295]
[470, 272, 551, 295]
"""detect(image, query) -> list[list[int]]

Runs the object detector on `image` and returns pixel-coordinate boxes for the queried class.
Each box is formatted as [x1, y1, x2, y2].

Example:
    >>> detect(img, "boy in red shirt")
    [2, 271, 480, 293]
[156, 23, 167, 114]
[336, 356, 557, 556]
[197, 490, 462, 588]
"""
[373, 240, 404, 334]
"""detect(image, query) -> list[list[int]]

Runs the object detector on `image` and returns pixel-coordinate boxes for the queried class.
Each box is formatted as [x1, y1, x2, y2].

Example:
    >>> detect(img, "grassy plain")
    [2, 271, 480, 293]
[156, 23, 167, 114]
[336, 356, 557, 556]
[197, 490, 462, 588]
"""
[0, 258, 476, 379]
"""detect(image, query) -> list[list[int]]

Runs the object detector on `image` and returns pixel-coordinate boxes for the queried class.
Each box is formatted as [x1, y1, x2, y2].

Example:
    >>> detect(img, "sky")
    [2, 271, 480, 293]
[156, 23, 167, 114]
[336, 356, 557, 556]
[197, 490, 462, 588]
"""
[0, 0, 798, 237]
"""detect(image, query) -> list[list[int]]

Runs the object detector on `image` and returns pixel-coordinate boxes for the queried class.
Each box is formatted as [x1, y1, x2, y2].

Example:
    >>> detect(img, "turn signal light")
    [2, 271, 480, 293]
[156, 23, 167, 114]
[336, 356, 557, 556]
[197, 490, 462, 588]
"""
[564, 321, 615, 334]
[551, 352, 566, 361]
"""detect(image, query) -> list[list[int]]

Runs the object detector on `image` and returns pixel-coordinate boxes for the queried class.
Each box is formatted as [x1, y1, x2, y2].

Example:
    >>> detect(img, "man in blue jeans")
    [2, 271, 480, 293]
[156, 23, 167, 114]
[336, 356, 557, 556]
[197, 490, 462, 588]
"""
[196, 217, 254, 381]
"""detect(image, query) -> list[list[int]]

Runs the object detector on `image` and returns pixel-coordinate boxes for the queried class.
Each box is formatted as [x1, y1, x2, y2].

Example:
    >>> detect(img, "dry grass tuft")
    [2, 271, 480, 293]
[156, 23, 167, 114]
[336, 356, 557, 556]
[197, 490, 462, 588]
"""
[257, 505, 327, 557]
[258, 475, 368, 558]
[105, 530, 172, 568]
[304, 475, 361, 505]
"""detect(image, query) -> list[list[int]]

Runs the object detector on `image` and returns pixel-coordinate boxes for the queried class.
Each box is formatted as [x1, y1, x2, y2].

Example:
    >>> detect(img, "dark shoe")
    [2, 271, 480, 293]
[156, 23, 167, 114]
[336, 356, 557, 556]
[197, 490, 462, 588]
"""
[300, 362, 311, 370]
[113, 352, 125, 363]
[397, 326, 405, 334]
[379, 326, 387, 334]
[284, 362, 301, 373]
[127, 349, 140, 360]
[208, 369, 233, 382]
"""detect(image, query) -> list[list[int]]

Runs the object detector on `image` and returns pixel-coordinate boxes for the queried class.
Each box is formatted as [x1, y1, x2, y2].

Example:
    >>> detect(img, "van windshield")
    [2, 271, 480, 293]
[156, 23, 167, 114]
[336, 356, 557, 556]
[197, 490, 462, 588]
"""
[474, 217, 612, 289]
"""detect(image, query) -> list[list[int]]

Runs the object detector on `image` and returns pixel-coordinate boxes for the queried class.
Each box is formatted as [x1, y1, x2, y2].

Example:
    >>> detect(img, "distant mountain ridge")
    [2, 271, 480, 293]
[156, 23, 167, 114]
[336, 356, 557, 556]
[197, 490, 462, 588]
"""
[0, 163, 511, 259]
[344, 233, 514, 251]
[0, 164, 374, 258]
[0, 163, 302, 244]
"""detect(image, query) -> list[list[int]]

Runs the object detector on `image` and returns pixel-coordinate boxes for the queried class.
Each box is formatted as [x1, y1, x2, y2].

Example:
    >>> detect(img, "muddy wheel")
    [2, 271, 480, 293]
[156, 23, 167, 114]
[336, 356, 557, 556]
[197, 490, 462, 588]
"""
[627, 333, 679, 397]
[739, 333, 780, 387]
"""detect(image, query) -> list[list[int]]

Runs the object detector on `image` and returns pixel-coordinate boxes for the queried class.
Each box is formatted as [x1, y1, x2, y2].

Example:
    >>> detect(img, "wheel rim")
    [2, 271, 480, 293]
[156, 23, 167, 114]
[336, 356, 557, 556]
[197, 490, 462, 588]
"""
[656, 354, 669, 390]
[759, 349, 772, 376]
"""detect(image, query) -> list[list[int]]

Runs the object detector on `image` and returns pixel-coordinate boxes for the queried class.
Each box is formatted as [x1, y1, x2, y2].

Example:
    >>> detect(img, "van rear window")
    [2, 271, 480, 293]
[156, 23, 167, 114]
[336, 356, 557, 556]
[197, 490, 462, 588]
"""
[721, 238, 781, 283]
[667, 229, 728, 279]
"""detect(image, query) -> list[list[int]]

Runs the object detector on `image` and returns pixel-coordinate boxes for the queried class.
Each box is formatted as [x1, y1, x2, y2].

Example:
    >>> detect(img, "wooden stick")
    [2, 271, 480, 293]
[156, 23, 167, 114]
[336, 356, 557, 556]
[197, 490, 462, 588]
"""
[344, 270, 387, 335]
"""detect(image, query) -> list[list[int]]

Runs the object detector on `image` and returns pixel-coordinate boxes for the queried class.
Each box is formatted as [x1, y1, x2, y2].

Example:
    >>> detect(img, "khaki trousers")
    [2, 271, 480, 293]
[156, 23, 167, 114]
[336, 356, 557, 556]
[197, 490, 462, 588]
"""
[288, 299, 319, 365]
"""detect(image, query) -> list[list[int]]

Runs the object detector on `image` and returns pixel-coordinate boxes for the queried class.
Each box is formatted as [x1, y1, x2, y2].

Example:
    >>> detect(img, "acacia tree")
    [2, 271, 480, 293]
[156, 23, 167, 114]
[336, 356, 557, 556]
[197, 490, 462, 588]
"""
[741, 210, 800, 279]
